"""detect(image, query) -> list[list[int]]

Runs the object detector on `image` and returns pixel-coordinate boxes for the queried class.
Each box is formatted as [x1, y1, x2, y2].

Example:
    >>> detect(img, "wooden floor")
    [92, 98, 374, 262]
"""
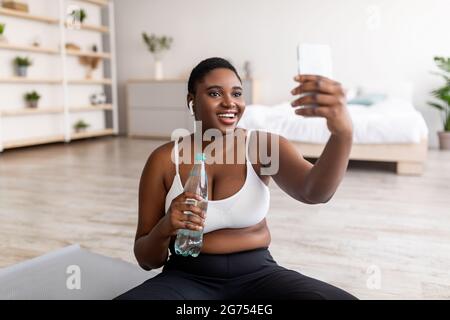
[1, 137, 449, 299]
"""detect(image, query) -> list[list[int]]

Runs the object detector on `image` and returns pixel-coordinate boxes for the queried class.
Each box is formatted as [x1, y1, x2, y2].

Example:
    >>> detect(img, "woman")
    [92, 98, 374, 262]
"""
[116, 57, 356, 300]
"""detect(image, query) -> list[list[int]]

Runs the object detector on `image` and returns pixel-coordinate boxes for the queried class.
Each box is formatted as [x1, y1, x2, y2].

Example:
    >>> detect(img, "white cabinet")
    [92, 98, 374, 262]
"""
[126, 78, 255, 138]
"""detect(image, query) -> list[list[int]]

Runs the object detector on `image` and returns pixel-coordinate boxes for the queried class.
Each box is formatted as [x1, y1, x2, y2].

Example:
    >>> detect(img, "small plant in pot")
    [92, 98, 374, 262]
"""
[70, 8, 87, 25]
[428, 56, 450, 150]
[74, 119, 90, 133]
[24, 90, 41, 109]
[14, 56, 32, 77]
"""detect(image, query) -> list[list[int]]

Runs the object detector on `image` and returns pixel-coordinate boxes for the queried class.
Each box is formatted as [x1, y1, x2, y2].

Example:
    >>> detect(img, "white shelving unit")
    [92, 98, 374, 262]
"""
[0, 0, 118, 152]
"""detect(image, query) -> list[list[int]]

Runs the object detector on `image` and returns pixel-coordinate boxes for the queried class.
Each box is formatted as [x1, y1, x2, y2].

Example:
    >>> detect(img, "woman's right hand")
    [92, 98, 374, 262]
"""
[159, 192, 206, 237]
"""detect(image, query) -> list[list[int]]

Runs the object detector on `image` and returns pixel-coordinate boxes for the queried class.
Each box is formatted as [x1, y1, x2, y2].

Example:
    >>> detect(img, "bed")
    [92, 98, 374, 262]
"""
[238, 97, 429, 175]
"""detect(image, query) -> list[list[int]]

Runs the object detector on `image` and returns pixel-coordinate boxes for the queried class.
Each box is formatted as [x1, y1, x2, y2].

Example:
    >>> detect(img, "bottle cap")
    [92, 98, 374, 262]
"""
[195, 153, 206, 161]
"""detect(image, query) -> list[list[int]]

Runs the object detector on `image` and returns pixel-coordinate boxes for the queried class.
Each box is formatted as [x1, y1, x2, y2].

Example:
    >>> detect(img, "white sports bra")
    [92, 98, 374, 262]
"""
[164, 129, 270, 234]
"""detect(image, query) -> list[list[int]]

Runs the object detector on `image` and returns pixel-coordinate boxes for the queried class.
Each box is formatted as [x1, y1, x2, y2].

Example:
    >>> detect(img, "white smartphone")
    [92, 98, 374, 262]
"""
[297, 43, 333, 79]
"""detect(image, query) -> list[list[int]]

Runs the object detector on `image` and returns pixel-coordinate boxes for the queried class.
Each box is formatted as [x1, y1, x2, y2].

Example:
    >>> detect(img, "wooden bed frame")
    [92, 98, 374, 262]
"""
[291, 138, 428, 175]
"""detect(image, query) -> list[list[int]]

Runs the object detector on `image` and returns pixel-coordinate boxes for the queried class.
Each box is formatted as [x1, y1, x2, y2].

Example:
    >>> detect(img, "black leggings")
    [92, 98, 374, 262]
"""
[115, 247, 357, 300]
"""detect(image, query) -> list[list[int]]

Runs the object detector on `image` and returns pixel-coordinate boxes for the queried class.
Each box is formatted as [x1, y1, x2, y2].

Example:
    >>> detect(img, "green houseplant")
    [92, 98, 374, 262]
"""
[74, 119, 90, 133]
[142, 32, 173, 80]
[428, 56, 450, 149]
[70, 8, 87, 24]
[14, 56, 32, 77]
[24, 90, 41, 108]
[0, 23, 6, 42]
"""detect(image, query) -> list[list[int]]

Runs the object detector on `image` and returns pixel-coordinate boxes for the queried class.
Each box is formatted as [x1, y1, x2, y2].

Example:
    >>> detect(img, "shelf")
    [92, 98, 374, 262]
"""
[0, 42, 59, 55]
[68, 78, 112, 85]
[0, 43, 110, 58]
[1, 107, 63, 116]
[65, 22, 109, 33]
[0, 105, 112, 116]
[70, 104, 112, 112]
[0, 2, 117, 152]
[0, 7, 59, 24]
[79, 23, 109, 33]
[2, 129, 114, 149]
[76, 0, 109, 6]
[0, 78, 111, 85]
[0, 77, 62, 84]
[127, 78, 187, 83]
[0, 77, 61, 84]
[71, 128, 114, 140]
[66, 49, 111, 59]
[3, 134, 65, 149]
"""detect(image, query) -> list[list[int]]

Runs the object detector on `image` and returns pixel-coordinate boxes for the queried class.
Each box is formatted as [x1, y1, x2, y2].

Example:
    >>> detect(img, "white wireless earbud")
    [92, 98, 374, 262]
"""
[188, 101, 194, 116]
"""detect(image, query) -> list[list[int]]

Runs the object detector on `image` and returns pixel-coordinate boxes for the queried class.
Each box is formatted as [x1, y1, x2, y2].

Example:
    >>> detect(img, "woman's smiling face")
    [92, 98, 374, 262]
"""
[189, 68, 245, 134]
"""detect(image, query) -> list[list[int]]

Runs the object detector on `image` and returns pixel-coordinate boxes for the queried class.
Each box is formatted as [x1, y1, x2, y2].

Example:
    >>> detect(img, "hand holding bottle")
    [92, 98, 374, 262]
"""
[161, 191, 206, 237]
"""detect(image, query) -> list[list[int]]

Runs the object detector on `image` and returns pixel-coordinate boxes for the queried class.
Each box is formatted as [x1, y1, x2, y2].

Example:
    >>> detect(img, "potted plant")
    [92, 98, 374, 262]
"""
[14, 56, 32, 77]
[78, 56, 100, 79]
[142, 32, 173, 80]
[24, 90, 41, 108]
[428, 56, 450, 150]
[0, 23, 6, 43]
[74, 119, 90, 133]
[70, 8, 87, 24]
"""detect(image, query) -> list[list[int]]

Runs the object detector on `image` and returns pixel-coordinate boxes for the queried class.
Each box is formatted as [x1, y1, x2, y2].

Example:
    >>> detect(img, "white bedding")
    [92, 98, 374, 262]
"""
[239, 98, 428, 144]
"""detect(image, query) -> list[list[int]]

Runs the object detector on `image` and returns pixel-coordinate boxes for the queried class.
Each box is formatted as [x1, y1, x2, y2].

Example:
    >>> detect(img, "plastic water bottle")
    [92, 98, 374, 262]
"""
[174, 153, 208, 257]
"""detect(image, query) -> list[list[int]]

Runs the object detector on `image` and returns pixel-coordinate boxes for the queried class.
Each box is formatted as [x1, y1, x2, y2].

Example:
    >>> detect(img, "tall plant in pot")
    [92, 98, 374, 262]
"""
[14, 56, 32, 77]
[142, 32, 173, 80]
[428, 56, 450, 150]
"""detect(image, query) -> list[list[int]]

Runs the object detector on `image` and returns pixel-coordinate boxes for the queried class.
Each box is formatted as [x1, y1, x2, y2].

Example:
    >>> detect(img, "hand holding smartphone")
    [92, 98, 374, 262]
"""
[293, 43, 334, 109]
[291, 43, 352, 137]
[297, 43, 333, 78]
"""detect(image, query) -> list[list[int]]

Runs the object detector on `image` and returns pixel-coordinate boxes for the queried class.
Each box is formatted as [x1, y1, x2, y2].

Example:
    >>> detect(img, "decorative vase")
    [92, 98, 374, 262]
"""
[85, 66, 94, 79]
[153, 51, 165, 80]
[16, 65, 28, 77]
[154, 60, 163, 80]
[438, 131, 450, 150]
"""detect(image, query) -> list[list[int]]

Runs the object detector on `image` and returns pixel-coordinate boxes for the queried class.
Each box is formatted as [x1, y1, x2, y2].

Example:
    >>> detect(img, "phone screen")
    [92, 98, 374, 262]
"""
[297, 43, 333, 78]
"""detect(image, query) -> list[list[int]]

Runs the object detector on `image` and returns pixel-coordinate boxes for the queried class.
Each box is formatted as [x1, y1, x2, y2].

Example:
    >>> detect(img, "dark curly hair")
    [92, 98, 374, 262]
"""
[187, 57, 242, 95]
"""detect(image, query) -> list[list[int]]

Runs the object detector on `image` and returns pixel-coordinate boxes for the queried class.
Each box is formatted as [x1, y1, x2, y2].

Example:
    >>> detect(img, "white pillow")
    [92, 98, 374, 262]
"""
[360, 81, 414, 102]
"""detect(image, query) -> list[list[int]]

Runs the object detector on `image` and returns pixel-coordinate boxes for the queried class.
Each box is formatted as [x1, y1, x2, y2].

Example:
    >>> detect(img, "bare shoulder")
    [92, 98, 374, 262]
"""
[145, 141, 173, 167]
[141, 140, 177, 189]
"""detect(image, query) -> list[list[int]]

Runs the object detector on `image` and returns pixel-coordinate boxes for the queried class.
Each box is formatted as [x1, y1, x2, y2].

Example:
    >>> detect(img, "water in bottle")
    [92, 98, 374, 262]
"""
[174, 152, 208, 257]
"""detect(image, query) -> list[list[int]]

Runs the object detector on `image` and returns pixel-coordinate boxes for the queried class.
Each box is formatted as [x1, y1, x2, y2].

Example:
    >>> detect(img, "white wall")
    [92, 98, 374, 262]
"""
[113, 0, 450, 147]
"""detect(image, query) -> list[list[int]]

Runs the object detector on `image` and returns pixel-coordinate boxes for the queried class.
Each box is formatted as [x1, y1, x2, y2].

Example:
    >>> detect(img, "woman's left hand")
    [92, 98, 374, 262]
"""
[290, 75, 353, 137]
